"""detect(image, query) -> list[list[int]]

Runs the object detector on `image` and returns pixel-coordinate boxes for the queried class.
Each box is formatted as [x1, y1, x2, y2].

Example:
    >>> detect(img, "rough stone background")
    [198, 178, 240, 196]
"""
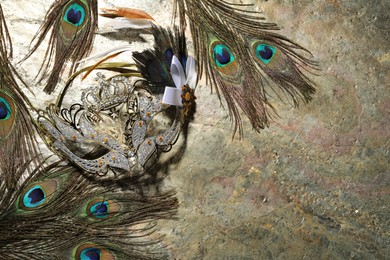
[2, 0, 389, 259]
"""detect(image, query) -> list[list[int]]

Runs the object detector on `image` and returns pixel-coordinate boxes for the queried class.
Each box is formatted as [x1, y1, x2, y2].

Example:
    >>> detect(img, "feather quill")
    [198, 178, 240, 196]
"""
[21, 0, 98, 93]
[0, 4, 12, 58]
[174, 0, 318, 136]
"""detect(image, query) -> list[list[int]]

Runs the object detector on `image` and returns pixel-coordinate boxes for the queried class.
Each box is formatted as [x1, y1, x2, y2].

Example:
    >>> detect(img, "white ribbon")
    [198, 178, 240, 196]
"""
[162, 55, 197, 106]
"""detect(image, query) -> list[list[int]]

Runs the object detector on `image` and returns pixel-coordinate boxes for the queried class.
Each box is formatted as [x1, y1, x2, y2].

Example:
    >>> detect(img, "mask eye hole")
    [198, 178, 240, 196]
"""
[255, 43, 277, 64]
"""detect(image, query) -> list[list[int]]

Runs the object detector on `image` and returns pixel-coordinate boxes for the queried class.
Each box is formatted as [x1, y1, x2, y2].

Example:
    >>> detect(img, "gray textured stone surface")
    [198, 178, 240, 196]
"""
[3, 0, 389, 259]
[160, 1, 390, 259]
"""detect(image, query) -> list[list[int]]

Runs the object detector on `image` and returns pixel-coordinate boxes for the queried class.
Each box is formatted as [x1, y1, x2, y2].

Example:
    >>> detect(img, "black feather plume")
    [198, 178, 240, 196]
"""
[133, 26, 188, 91]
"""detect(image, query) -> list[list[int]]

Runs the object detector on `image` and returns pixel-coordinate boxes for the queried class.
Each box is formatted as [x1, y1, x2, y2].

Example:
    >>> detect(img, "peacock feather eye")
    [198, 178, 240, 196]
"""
[255, 43, 277, 64]
[0, 97, 11, 120]
[18, 180, 58, 211]
[23, 185, 46, 208]
[74, 243, 115, 260]
[212, 43, 235, 68]
[86, 198, 121, 220]
[80, 247, 101, 260]
[60, 0, 90, 41]
[179, 53, 188, 72]
[64, 3, 86, 26]
[0, 93, 16, 137]
[209, 40, 240, 79]
[164, 48, 174, 67]
[89, 201, 109, 219]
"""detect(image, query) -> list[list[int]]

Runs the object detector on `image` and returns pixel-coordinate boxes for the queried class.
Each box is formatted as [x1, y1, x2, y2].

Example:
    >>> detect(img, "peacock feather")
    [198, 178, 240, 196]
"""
[173, 0, 318, 136]
[0, 4, 40, 189]
[0, 162, 178, 259]
[21, 0, 98, 94]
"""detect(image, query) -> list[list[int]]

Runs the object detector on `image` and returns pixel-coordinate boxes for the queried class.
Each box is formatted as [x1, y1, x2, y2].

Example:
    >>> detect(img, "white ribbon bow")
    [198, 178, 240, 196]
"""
[162, 55, 197, 106]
